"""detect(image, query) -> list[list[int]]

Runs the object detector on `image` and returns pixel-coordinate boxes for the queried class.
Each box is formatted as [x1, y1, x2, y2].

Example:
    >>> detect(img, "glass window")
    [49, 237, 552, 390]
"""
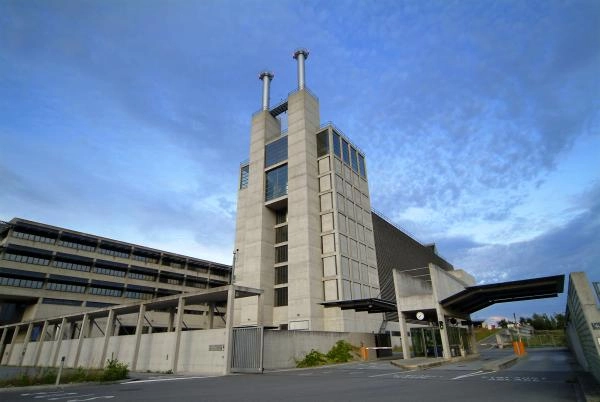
[276, 208, 288, 224]
[275, 245, 288, 263]
[350, 147, 358, 172]
[333, 132, 341, 157]
[265, 164, 288, 201]
[265, 136, 288, 167]
[240, 165, 249, 189]
[274, 287, 288, 307]
[316, 130, 329, 157]
[358, 154, 366, 177]
[342, 139, 350, 164]
[275, 225, 288, 243]
[275, 266, 288, 285]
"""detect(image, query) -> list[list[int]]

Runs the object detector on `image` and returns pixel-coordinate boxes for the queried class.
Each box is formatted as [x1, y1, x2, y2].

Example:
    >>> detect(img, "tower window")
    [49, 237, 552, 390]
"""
[275, 226, 288, 243]
[333, 131, 341, 157]
[342, 139, 350, 164]
[275, 266, 288, 285]
[265, 136, 288, 167]
[265, 164, 288, 201]
[276, 208, 288, 224]
[275, 245, 288, 263]
[274, 287, 288, 307]
[240, 165, 249, 189]
[317, 130, 329, 157]
[358, 154, 366, 178]
[350, 147, 358, 172]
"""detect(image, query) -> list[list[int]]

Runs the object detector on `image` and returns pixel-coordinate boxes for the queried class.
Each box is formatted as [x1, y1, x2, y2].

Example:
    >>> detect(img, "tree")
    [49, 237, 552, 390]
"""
[498, 319, 508, 328]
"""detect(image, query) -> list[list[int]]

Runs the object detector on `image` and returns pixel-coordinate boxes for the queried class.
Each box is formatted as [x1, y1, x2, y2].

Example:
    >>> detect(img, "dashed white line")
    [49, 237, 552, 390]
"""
[452, 370, 495, 380]
[121, 376, 212, 384]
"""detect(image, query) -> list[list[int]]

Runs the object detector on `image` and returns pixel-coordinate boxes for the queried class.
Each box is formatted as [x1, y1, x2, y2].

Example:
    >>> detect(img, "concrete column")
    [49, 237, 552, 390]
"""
[399, 312, 411, 360]
[73, 314, 89, 368]
[208, 303, 215, 329]
[224, 285, 236, 375]
[52, 318, 67, 367]
[87, 319, 94, 337]
[19, 323, 34, 366]
[99, 310, 115, 368]
[0, 327, 8, 362]
[436, 308, 451, 359]
[34, 320, 49, 367]
[468, 323, 479, 355]
[256, 294, 263, 326]
[168, 308, 175, 332]
[5, 325, 20, 365]
[131, 304, 146, 372]
[171, 297, 185, 373]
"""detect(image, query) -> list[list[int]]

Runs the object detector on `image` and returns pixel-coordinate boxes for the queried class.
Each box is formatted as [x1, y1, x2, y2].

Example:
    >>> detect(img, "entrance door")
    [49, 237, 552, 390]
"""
[410, 327, 443, 358]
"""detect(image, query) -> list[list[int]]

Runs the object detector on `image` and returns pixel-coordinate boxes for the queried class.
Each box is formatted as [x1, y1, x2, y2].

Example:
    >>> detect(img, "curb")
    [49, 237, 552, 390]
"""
[481, 355, 520, 371]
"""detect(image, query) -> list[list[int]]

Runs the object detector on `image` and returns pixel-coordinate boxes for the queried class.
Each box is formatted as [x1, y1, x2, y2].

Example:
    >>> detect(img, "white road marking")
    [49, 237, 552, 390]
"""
[34, 393, 77, 399]
[48, 394, 91, 401]
[368, 371, 407, 378]
[22, 392, 64, 396]
[452, 370, 495, 380]
[67, 397, 114, 402]
[121, 376, 212, 384]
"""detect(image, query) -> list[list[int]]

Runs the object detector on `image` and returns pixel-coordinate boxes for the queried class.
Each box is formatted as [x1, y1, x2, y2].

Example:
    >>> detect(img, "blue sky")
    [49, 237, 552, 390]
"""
[1, 0, 599, 321]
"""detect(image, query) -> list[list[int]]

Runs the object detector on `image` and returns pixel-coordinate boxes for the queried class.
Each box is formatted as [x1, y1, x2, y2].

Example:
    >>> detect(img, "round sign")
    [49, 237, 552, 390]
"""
[416, 312, 425, 320]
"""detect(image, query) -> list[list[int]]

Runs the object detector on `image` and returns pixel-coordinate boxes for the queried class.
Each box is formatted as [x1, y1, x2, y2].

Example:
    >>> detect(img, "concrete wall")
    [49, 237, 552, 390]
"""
[263, 329, 375, 369]
[1, 329, 227, 375]
[566, 272, 600, 383]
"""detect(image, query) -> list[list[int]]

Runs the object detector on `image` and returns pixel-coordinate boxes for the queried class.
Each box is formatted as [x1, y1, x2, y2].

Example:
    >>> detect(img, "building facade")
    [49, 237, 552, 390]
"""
[0, 218, 231, 329]
[233, 50, 382, 332]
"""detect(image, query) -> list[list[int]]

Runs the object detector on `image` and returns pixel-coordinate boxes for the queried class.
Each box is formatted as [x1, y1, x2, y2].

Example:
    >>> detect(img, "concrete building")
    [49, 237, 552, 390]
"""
[233, 50, 382, 332]
[0, 218, 231, 331]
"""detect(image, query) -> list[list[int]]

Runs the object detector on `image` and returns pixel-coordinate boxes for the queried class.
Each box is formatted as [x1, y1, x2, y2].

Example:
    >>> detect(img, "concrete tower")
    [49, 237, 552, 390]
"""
[234, 50, 382, 332]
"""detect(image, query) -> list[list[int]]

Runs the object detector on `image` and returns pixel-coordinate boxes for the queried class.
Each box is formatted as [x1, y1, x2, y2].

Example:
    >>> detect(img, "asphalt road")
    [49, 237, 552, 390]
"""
[0, 348, 584, 402]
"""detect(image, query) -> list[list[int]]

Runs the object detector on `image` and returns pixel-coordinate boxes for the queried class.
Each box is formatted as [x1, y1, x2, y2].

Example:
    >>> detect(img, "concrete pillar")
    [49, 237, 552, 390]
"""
[131, 304, 146, 372]
[99, 310, 115, 368]
[20, 323, 34, 366]
[171, 297, 185, 373]
[87, 319, 94, 337]
[5, 325, 20, 365]
[73, 314, 89, 368]
[399, 312, 411, 360]
[436, 308, 451, 359]
[34, 320, 49, 367]
[224, 285, 236, 374]
[0, 327, 8, 362]
[52, 318, 67, 367]
[208, 303, 214, 330]
[469, 323, 479, 355]
[168, 308, 175, 332]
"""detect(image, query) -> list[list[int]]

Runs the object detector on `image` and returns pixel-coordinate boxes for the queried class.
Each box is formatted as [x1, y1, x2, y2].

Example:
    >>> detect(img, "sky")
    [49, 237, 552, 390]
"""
[1, 0, 599, 322]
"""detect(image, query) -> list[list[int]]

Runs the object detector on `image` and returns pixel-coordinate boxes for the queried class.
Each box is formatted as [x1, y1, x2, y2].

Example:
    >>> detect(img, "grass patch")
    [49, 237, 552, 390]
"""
[0, 358, 129, 388]
[296, 340, 356, 368]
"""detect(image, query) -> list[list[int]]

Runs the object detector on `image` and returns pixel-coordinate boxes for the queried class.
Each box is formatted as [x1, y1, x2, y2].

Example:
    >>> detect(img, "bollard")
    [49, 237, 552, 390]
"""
[55, 356, 65, 387]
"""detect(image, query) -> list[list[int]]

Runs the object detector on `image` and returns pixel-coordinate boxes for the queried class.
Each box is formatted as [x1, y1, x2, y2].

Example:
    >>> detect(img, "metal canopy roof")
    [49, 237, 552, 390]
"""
[321, 298, 397, 314]
[441, 274, 565, 314]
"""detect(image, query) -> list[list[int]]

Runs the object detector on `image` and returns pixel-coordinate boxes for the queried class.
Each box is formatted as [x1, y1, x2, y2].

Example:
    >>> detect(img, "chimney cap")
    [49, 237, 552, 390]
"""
[293, 48, 309, 59]
[259, 71, 274, 80]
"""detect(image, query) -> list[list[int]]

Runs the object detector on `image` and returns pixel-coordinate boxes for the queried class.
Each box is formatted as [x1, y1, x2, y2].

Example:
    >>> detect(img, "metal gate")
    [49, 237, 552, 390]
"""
[231, 326, 263, 373]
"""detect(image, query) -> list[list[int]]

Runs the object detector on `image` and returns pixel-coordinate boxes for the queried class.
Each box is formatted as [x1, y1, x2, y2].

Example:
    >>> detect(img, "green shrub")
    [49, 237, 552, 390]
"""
[326, 340, 353, 363]
[296, 349, 327, 368]
[101, 358, 129, 381]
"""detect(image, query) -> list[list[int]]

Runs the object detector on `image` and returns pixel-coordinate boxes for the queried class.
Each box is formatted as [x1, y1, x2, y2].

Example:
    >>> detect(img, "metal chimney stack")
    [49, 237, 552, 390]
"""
[259, 71, 274, 111]
[293, 49, 309, 90]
